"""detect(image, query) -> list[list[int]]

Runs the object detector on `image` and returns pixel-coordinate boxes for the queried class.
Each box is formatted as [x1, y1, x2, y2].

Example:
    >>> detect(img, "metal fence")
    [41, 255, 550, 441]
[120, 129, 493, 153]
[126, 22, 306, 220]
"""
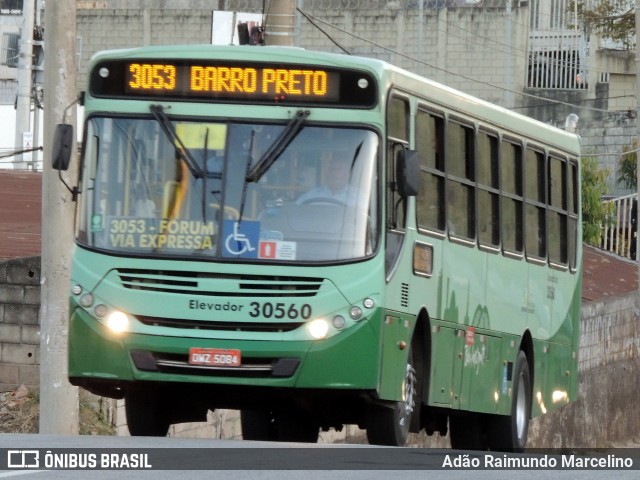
[527, 0, 588, 90]
[602, 194, 637, 260]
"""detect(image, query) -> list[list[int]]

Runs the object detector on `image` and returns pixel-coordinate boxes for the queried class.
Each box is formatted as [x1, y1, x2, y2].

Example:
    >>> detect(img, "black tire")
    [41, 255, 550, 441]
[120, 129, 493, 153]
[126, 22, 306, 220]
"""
[124, 391, 170, 437]
[366, 350, 417, 446]
[241, 409, 319, 443]
[488, 350, 531, 452]
[449, 413, 488, 450]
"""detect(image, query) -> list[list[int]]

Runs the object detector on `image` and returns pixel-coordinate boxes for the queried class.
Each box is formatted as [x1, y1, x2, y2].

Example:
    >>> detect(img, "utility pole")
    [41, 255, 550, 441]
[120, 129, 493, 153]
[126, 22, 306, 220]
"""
[39, 0, 79, 434]
[13, 0, 35, 170]
[264, 0, 296, 46]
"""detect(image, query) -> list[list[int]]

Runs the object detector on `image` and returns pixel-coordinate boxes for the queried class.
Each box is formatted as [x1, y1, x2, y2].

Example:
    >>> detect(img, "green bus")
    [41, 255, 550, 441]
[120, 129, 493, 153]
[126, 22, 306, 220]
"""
[54, 44, 582, 451]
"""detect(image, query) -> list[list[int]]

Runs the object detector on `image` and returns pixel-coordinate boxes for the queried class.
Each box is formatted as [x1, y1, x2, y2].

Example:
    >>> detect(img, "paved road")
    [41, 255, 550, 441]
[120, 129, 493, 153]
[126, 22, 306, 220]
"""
[0, 434, 637, 480]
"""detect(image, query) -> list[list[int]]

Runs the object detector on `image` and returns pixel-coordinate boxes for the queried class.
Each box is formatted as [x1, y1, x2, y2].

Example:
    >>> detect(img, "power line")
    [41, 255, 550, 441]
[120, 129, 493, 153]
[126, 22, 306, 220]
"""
[0, 146, 42, 160]
[297, 8, 350, 54]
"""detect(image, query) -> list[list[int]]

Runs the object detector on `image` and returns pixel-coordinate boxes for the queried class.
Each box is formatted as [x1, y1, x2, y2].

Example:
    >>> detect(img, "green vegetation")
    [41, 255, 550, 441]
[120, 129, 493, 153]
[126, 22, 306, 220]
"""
[571, 1, 635, 49]
[617, 138, 637, 190]
[582, 155, 614, 246]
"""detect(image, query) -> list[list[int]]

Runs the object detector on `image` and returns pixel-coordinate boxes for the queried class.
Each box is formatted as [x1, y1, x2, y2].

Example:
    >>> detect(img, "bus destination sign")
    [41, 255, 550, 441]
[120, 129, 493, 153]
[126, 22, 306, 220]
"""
[90, 59, 377, 107]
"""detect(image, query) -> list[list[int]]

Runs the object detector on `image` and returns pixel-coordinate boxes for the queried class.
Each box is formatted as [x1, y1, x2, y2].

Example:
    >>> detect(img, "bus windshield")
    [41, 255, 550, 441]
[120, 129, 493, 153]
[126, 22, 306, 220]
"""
[76, 115, 380, 263]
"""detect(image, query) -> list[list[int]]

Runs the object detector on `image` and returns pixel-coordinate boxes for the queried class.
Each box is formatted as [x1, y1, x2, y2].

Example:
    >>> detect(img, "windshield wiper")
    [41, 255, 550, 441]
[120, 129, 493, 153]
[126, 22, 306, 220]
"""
[150, 105, 205, 178]
[245, 109, 309, 183]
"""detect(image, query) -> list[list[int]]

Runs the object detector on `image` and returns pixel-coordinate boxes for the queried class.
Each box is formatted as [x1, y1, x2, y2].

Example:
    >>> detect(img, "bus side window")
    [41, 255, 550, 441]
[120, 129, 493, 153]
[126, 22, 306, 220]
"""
[477, 131, 500, 247]
[385, 94, 409, 274]
[386, 95, 409, 231]
[548, 155, 568, 266]
[445, 121, 475, 239]
[501, 140, 524, 255]
[567, 159, 579, 269]
[525, 147, 546, 260]
[415, 109, 445, 232]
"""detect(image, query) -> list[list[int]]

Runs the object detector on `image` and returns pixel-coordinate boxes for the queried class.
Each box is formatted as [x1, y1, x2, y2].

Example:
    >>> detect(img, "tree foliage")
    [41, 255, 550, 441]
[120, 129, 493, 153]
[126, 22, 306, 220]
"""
[617, 138, 637, 190]
[582, 155, 614, 245]
[571, 0, 635, 49]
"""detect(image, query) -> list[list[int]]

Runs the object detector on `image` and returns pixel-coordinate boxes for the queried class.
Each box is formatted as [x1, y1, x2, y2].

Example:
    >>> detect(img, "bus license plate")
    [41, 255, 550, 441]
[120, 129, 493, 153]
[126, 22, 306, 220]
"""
[188, 348, 241, 367]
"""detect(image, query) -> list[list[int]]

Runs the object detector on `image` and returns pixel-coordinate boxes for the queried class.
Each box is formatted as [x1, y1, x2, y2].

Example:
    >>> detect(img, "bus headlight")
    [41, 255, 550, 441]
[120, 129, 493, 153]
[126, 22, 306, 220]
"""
[106, 311, 130, 334]
[307, 319, 330, 340]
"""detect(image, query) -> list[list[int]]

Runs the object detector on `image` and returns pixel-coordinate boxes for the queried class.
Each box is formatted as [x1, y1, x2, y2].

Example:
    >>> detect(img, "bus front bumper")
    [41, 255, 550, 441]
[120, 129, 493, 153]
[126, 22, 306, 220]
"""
[68, 306, 381, 398]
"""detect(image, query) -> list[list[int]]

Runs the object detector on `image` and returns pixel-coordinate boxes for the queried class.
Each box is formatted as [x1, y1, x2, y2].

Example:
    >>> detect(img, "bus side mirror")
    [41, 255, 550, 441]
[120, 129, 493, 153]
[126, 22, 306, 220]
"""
[396, 149, 420, 197]
[52, 124, 73, 171]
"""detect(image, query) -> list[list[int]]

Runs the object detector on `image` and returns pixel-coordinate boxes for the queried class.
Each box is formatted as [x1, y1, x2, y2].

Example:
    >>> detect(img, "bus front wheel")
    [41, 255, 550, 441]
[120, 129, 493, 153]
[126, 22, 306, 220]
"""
[366, 350, 417, 446]
[124, 390, 171, 436]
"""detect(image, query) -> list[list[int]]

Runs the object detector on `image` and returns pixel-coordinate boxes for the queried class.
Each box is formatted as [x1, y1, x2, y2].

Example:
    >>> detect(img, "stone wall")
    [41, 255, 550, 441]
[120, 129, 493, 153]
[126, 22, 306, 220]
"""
[76, 9, 214, 91]
[579, 112, 638, 196]
[0, 257, 41, 391]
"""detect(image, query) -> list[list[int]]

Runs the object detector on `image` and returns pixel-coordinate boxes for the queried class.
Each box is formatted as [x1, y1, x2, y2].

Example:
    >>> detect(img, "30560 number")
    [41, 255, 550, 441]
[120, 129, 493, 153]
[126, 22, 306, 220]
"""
[248, 302, 312, 320]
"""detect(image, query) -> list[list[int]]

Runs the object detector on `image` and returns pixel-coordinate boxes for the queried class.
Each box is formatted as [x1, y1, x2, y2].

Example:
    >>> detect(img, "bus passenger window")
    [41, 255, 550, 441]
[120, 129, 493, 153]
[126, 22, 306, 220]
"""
[445, 122, 475, 239]
[525, 148, 546, 259]
[501, 141, 523, 254]
[477, 132, 499, 247]
[386, 95, 409, 232]
[416, 109, 445, 232]
[548, 156, 568, 265]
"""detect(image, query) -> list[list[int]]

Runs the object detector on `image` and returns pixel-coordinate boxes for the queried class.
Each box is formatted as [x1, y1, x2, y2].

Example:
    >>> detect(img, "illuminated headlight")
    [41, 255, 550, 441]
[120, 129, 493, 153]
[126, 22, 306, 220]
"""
[307, 319, 330, 340]
[106, 311, 129, 333]
[71, 285, 82, 295]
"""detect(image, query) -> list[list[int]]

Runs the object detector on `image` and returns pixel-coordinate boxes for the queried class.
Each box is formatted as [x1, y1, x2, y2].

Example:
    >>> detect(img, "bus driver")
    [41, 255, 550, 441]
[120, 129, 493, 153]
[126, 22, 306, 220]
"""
[296, 155, 359, 206]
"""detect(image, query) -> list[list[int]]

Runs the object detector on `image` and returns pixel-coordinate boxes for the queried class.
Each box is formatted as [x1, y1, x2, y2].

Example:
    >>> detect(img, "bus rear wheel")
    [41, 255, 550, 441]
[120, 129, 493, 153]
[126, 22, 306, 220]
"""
[488, 350, 531, 452]
[366, 350, 417, 446]
[124, 390, 171, 436]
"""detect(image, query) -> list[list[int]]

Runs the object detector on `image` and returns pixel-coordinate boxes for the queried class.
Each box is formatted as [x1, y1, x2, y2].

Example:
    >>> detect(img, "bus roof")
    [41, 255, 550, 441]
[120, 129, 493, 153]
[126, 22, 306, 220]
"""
[89, 44, 581, 156]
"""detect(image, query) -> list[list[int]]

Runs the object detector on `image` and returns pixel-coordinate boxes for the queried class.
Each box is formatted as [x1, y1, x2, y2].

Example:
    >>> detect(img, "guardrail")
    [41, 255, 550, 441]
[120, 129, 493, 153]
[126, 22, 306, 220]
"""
[602, 193, 637, 260]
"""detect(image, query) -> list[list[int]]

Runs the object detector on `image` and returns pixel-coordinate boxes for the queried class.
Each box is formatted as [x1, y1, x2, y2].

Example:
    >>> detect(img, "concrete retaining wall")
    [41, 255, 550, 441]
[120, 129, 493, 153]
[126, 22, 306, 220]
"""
[0, 257, 41, 391]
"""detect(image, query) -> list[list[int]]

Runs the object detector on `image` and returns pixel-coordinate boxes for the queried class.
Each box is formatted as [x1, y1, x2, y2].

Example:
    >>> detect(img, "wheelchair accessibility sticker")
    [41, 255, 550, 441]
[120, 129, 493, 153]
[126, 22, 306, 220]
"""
[223, 220, 260, 258]
[222, 220, 297, 260]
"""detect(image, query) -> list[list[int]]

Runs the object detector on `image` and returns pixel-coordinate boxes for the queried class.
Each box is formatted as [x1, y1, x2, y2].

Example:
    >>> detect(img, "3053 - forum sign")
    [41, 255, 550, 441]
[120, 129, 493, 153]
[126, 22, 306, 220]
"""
[1, 0, 22, 15]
